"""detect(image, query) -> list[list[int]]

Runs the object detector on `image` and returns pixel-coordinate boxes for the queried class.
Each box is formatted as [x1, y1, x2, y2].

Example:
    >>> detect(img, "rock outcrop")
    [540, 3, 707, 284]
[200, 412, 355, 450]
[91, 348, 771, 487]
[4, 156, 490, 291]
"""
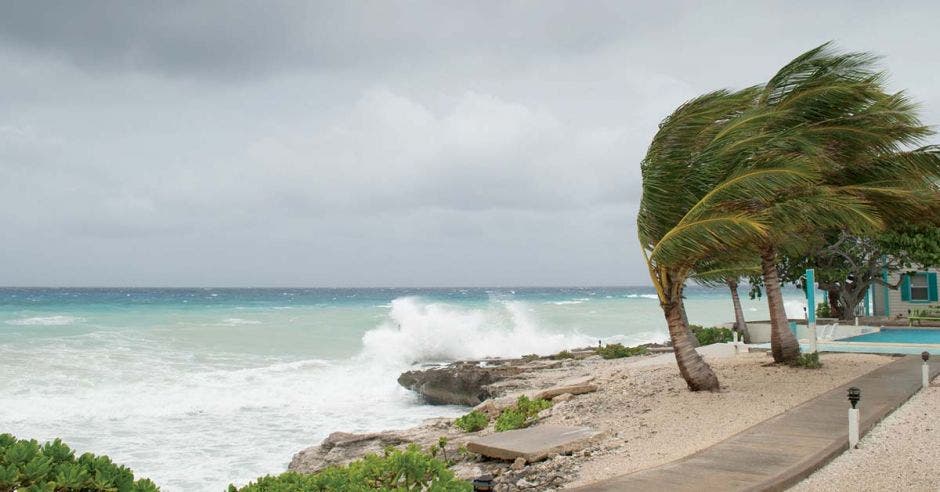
[397, 362, 526, 405]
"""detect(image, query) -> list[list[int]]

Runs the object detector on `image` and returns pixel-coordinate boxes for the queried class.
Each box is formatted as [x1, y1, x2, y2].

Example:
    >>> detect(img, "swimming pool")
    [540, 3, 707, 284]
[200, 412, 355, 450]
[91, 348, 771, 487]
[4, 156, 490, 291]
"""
[839, 329, 940, 344]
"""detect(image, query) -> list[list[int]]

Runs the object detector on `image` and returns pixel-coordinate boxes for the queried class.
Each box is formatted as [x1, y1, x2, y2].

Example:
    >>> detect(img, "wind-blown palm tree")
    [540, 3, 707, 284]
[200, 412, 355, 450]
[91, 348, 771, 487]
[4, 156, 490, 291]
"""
[638, 87, 819, 391]
[731, 44, 940, 361]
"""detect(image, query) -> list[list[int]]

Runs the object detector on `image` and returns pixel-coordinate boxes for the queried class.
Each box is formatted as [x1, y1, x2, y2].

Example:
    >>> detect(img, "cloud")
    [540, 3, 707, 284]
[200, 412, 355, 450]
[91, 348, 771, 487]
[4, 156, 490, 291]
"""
[0, 1, 939, 286]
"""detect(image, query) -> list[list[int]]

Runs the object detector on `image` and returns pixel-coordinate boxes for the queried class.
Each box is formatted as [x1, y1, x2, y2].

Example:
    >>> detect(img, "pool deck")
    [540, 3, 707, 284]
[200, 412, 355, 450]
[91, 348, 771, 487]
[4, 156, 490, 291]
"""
[573, 355, 940, 492]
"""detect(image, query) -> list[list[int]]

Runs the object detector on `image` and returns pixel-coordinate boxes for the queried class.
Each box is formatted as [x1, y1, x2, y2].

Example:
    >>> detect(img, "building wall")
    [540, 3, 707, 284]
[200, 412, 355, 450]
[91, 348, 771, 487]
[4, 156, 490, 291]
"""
[873, 269, 940, 317]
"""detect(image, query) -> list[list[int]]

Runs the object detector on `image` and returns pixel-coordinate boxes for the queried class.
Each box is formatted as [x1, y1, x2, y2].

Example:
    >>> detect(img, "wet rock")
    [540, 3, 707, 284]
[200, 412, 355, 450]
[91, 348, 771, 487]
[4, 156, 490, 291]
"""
[398, 362, 525, 406]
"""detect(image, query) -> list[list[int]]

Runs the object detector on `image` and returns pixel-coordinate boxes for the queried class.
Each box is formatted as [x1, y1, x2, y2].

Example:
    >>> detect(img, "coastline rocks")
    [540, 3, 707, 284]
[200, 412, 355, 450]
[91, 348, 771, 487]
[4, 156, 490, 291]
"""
[397, 362, 525, 406]
[289, 431, 411, 473]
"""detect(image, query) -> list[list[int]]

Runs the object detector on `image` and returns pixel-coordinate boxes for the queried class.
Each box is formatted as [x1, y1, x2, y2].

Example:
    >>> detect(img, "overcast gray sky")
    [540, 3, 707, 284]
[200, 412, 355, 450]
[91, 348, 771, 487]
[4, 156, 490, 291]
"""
[1, 1, 938, 287]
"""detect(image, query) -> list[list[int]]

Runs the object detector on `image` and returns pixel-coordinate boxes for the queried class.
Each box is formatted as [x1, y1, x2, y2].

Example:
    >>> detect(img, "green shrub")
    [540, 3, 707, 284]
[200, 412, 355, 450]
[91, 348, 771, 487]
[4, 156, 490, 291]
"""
[791, 352, 822, 369]
[521, 354, 540, 362]
[494, 396, 552, 432]
[494, 409, 527, 432]
[514, 395, 551, 417]
[231, 444, 470, 491]
[690, 326, 734, 346]
[816, 302, 831, 318]
[552, 350, 574, 360]
[596, 343, 649, 359]
[0, 434, 159, 491]
[454, 410, 489, 432]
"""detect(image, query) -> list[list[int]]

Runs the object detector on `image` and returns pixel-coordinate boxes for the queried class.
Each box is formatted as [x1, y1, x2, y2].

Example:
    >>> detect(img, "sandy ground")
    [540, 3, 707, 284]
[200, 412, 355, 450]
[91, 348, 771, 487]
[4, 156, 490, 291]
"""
[790, 385, 940, 492]
[544, 350, 895, 488]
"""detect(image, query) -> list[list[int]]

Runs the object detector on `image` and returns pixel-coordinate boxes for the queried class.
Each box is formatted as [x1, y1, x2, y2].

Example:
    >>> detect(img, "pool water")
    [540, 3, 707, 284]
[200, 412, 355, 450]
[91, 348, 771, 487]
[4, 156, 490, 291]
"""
[839, 329, 940, 344]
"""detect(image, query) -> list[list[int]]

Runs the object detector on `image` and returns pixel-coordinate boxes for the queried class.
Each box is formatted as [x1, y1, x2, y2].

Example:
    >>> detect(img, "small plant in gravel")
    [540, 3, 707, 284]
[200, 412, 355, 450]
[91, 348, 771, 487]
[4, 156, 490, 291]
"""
[454, 410, 489, 432]
[791, 352, 823, 369]
[495, 396, 552, 432]
[596, 343, 649, 359]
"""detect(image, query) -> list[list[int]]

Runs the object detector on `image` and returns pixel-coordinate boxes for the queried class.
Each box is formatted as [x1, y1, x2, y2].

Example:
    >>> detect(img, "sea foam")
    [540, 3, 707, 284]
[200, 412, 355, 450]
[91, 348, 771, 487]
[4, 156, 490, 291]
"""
[6, 315, 85, 326]
[360, 297, 598, 365]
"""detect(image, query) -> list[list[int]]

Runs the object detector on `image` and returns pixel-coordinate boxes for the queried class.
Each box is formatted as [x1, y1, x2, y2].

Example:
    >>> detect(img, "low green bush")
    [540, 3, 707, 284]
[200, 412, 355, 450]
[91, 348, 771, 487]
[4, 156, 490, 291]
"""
[0, 434, 159, 492]
[552, 350, 574, 360]
[815, 302, 831, 318]
[494, 396, 552, 432]
[494, 409, 527, 432]
[231, 444, 470, 492]
[596, 343, 649, 359]
[791, 352, 822, 369]
[690, 326, 734, 346]
[454, 410, 489, 432]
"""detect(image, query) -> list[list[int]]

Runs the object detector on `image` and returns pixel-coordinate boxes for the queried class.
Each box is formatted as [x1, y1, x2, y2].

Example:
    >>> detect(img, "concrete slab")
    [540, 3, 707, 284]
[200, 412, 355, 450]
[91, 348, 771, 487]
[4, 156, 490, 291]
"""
[466, 425, 601, 462]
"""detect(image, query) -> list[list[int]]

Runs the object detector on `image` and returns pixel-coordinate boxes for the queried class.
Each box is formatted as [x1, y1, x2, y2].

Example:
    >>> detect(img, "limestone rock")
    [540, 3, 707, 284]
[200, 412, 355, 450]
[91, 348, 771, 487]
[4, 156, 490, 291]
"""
[511, 457, 527, 470]
[532, 376, 597, 401]
[288, 431, 410, 473]
[398, 362, 525, 406]
[552, 393, 574, 403]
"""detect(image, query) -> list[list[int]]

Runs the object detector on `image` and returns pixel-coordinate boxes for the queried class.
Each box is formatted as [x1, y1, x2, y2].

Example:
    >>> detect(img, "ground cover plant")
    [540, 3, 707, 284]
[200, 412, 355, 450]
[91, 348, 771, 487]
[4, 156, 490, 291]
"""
[0, 434, 159, 492]
[595, 343, 648, 359]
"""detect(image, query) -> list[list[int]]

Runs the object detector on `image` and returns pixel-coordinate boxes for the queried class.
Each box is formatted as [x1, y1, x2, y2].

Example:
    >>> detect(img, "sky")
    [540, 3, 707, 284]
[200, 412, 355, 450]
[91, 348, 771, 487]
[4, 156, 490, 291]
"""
[1, 1, 939, 287]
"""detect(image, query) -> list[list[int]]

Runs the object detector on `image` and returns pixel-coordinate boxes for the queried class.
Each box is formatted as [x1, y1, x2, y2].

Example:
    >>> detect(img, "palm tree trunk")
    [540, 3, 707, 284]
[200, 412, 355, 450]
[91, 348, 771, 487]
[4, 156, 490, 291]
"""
[726, 278, 748, 342]
[679, 298, 700, 347]
[663, 300, 720, 391]
[760, 245, 801, 363]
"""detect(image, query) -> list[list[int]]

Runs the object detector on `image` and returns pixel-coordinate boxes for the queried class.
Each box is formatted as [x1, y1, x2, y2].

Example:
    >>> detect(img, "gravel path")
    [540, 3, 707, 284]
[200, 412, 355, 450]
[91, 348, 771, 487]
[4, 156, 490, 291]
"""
[791, 385, 940, 491]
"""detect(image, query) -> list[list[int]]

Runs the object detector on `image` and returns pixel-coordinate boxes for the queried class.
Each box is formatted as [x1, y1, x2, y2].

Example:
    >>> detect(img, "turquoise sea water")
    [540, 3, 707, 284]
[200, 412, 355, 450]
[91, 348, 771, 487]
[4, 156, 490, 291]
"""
[0, 287, 805, 490]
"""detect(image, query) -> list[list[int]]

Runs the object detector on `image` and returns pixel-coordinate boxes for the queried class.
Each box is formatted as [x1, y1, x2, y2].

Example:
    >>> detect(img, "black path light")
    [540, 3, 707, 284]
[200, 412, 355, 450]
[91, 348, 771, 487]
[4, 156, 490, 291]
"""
[847, 387, 861, 409]
[922, 352, 931, 390]
[847, 387, 860, 448]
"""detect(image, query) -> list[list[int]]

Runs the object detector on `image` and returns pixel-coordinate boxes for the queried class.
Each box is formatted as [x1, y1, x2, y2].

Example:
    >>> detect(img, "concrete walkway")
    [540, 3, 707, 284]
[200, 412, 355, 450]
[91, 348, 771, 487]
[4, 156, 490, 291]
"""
[573, 355, 940, 492]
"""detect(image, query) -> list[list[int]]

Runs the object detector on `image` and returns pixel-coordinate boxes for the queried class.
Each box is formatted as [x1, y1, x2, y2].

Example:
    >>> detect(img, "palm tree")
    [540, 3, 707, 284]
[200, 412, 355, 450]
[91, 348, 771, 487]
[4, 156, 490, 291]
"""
[638, 88, 815, 391]
[735, 44, 940, 361]
[690, 257, 760, 341]
[640, 44, 940, 388]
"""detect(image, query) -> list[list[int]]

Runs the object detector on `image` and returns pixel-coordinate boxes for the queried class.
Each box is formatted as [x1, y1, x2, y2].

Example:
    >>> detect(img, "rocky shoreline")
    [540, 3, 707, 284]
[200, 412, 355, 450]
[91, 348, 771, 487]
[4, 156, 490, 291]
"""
[288, 348, 895, 491]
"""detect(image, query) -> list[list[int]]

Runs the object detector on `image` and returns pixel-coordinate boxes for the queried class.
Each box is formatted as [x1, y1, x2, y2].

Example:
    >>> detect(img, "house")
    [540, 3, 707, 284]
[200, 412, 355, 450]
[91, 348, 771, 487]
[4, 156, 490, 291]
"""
[872, 268, 940, 317]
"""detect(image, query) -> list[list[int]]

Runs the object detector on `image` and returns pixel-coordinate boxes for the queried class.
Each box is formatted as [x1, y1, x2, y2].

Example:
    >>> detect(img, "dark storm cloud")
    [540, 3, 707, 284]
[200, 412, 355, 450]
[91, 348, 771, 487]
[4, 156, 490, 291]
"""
[1, 1, 939, 286]
[0, 1, 668, 78]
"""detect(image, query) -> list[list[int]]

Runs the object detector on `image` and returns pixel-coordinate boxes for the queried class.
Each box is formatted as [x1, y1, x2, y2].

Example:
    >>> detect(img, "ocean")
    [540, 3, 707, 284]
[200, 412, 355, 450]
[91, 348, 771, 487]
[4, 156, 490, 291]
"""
[0, 287, 806, 490]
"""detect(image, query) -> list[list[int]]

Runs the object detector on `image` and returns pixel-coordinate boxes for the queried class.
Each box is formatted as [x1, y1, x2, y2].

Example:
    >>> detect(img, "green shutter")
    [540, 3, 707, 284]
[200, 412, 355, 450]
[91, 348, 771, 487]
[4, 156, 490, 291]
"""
[929, 272, 938, 302]
[901, 274, 911, 301]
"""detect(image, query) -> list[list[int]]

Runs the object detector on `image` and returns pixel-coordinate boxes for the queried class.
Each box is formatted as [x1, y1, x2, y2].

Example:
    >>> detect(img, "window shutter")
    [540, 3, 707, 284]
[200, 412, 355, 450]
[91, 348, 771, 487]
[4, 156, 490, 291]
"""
[901, 274, 911, 302]
[929, 272, 938, 302]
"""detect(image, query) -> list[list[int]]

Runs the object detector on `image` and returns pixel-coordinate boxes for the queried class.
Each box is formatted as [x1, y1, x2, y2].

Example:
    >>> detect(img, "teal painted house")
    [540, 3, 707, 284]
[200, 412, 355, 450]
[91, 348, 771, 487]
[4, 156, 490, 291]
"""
[872, 268, 940, 317]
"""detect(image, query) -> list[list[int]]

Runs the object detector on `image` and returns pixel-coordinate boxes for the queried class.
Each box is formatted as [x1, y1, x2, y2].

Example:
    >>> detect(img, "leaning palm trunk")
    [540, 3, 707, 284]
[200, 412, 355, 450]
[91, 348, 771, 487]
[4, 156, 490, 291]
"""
[727, 278, 748, 341]
[679, 297, 700, 347]
[663, 296, 719, 391]
[760, 245, 800, 362]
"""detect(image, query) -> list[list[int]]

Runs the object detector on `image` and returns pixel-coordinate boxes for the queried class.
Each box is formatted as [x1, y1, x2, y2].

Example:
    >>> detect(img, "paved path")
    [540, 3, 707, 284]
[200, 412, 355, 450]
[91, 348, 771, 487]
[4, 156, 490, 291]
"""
[573, 355, 940, 492]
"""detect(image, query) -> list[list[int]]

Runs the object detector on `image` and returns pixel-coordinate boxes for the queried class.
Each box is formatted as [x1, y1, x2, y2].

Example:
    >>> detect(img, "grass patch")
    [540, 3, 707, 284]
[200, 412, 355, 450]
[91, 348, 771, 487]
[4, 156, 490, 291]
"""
[596, 343, 649, 359]
[453, 410, 489, 432]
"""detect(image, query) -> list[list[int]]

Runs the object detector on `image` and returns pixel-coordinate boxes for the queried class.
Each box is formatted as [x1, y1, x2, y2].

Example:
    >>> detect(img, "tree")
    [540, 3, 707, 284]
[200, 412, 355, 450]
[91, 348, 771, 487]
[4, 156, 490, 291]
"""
[715, 44, 940, 362]
[639, 88, 769, 391]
